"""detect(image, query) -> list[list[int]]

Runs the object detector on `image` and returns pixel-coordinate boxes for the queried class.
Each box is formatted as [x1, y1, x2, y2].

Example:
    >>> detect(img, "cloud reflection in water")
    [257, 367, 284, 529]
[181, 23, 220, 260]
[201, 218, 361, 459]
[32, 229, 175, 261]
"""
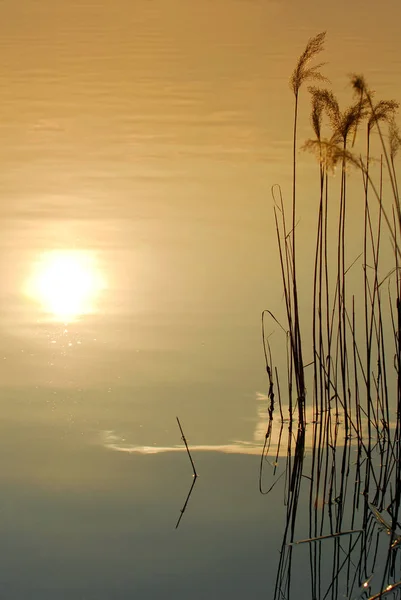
[101, 392, 378, 457]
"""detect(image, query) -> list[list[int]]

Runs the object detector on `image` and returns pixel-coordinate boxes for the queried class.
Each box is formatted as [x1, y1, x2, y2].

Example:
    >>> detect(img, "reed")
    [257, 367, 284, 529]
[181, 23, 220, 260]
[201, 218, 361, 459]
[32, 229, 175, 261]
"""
[262, 33, 401, 600]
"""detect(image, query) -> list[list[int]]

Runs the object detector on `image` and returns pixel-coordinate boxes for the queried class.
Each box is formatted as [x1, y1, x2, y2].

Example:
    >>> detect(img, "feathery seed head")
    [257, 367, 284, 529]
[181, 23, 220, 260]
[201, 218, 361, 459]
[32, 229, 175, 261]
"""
[368, 99, 399, 132]
[350, 74, 367, 95]
[290, 32, 328, 96]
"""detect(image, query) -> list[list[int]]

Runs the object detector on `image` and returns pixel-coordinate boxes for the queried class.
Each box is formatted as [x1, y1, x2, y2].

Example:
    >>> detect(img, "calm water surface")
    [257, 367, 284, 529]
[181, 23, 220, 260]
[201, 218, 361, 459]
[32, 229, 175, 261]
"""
[1, 0, 401, 597]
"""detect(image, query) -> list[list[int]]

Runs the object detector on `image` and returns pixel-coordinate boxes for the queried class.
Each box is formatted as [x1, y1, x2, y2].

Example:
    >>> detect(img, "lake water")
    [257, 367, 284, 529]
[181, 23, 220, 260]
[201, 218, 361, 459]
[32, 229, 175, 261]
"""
[1, 0, 401, 598]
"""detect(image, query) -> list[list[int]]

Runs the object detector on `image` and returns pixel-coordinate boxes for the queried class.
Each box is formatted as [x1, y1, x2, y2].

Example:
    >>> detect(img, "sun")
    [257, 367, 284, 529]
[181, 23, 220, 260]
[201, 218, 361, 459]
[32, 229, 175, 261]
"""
[26, 250, 105, 321]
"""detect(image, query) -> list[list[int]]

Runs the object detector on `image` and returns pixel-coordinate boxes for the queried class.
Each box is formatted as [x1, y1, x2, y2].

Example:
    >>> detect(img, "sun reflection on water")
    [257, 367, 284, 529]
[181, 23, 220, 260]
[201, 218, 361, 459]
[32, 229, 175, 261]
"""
[26, 250, 105, 322]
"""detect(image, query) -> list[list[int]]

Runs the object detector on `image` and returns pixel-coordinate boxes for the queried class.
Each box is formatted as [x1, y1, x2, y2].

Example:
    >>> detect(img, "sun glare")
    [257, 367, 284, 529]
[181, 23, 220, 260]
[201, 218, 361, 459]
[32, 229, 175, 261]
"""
[26, 250, 105, 321]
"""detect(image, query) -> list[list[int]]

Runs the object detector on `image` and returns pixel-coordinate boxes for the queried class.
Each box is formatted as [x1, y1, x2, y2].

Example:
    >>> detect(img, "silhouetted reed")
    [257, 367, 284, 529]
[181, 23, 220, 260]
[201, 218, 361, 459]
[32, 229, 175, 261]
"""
[261, 32, 401, 599]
